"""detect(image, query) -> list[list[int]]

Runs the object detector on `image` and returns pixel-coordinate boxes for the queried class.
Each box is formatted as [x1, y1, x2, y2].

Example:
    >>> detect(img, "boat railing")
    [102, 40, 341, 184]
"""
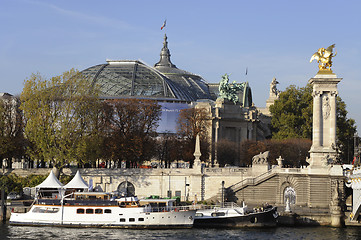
[193, 202, 240, 210]
[63, 199, 118, 206]
[37, 198, 119, 206]
[37, 199, 61, 205]
[143, 205, 195, 213]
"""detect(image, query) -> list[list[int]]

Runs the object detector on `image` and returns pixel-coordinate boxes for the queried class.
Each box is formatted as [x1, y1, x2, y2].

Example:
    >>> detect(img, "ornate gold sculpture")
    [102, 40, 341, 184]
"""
[310, 44, 337, 71]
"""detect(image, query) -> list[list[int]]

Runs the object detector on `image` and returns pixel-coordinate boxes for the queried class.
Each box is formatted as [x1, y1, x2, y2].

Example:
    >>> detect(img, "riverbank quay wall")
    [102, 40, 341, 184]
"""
[2, 165, 349, 226]
[5, 165, 346, 208]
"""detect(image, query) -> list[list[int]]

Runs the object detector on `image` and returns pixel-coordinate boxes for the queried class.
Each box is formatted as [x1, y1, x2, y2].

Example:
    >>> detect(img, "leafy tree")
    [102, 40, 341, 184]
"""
[0, 174, 23, 194]
[104, 99, 161, 167]
[0, 174, 71, 195]
[269, 84, 313, 139]
[20, 69, 102, 176]
[336, 97, 357, 163]
[176, 107, 210, 163]
[270, 83, 356, 163]
[0, 94, 25, 168]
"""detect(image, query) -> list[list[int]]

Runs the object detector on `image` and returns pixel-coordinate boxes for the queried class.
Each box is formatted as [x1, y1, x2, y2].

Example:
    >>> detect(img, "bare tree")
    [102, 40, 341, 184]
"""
[216, 139, 239, 166]
[176, 107, 210, 164]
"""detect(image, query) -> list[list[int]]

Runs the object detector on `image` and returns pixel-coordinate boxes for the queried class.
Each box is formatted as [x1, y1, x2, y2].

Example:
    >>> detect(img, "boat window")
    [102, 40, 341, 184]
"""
[86, 209, 94, 214]
[77, 209, 85, 214]
[32, 207, 59, 213]
[138, 218, 144, 221]
[211, 212, 225, 217]
[104, 209, 112, 214]
[120, 218, 126, 222]
[195, 213, 203, 217]
[129, 218, 135, 222]
[95, 209, 103, 214]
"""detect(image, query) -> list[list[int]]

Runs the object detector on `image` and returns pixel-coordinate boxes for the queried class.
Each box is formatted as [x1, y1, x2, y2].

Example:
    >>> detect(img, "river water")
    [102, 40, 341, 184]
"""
[1, 224, 361, 240]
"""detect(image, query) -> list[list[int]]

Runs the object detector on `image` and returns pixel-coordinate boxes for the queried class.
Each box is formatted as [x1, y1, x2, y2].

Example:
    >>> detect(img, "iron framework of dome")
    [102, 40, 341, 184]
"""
[81, 34, 214, 102]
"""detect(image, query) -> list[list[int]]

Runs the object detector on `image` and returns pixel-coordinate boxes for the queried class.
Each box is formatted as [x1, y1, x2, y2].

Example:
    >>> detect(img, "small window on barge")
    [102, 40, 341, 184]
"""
[95, 209, 103, 214]
[211, 212, 225, 217]
[77, 208, 85, 214]
[86, 208, 94, 214]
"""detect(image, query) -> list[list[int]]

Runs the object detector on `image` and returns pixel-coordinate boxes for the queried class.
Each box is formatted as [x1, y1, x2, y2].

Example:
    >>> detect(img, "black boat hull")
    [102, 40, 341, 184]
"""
[194, 207, 278, 228]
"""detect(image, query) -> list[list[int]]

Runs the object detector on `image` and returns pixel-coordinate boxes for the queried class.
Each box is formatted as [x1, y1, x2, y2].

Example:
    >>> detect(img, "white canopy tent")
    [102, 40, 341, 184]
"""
[35, 170, 64, 189]
[35, 170, 64, 198]
[63, 170, 88, 190]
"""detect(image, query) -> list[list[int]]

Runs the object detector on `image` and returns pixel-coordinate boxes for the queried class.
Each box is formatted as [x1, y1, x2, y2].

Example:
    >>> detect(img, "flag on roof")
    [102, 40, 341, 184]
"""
[161, 20, 166, 30]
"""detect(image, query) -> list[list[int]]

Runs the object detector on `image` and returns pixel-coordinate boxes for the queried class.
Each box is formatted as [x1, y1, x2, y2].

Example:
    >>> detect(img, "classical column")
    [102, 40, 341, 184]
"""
[329, 91, 337, 147]
[308, 72, 342, 169]
[312, 91, 322, 148]
[213, 121, 219, 166]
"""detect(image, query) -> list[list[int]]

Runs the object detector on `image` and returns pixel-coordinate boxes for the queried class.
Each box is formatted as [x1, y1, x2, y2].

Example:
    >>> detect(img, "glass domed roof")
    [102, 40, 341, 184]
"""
[81, 60, 178, 100]
[81, 34, 214, 102]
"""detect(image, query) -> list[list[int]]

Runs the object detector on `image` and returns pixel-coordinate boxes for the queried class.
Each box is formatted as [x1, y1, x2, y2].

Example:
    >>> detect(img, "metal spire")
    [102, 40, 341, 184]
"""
[154, 34, 176, 68]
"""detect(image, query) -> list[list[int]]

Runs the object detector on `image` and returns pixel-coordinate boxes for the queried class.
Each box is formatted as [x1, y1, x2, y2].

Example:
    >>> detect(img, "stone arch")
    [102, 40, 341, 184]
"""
[117, 181, 135, 197]
[278, 176, 298, 204]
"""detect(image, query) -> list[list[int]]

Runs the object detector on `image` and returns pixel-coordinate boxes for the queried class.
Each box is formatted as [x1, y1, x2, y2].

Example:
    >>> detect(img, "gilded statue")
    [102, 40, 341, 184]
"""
[310, 44, 337, 71]
[218, 74, 245, 104]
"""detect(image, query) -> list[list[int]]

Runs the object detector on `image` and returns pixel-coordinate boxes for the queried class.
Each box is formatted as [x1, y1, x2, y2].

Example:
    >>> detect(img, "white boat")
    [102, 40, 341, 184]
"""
[10, 192, 196, 229]
[194, 202, 278, 228]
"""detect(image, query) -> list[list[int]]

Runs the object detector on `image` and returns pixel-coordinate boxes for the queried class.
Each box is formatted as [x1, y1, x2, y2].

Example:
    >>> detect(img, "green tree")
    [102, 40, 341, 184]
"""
[269, 84, 313, 139]
[270, 83, 356, 163]
[336, 97, 356, 163]
[0, 94, 25, 168]
[20, 69, 102, 176]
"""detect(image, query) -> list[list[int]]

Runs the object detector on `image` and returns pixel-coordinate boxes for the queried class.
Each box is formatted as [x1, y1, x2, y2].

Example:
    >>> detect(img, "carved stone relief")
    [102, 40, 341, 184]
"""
[322, 95, 331, 120]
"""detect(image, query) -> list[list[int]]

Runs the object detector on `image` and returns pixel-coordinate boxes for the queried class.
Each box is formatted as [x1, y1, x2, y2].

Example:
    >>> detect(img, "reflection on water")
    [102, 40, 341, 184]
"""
[1, 224, 361, 240]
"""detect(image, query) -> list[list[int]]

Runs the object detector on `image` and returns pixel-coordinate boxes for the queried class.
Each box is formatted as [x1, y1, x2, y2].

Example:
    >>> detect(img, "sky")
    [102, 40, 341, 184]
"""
[1, 0, 360, 131]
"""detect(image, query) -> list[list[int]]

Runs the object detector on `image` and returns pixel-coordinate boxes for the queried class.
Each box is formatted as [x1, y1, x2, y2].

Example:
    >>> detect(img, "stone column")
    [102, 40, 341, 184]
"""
[308, 72, 342, 169]
[329, 91, 337, 147]
[312, 91, 322, 148]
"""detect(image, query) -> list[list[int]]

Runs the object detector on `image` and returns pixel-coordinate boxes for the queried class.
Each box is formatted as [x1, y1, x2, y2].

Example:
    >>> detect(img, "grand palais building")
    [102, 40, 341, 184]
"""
[78, 34, 272, 164]
[1, 34, 272, 165]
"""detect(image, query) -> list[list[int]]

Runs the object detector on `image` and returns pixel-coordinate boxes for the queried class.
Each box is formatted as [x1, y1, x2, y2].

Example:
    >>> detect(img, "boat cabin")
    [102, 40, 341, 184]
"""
[73, 192, 113, 200]
[139, 199, 176, 208]
[117, 196, 140, 208]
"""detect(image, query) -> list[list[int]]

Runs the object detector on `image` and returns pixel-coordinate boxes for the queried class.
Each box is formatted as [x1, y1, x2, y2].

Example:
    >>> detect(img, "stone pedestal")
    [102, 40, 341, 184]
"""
[329, 180, 344, 227]
[330, 205, 344, 227]
[308, 71, 342, 169]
